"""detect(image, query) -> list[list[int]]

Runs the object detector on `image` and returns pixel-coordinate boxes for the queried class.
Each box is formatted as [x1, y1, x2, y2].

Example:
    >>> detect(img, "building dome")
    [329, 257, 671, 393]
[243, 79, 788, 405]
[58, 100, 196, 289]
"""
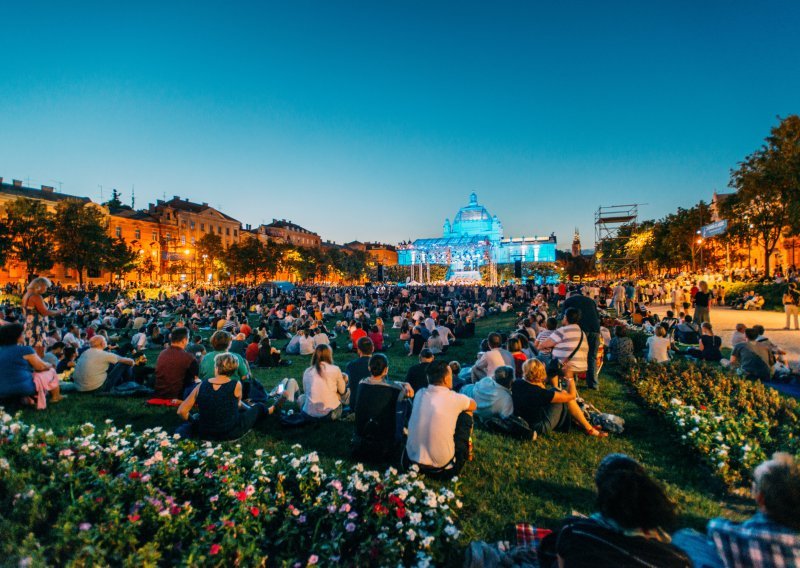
[452, 192, 491, 227]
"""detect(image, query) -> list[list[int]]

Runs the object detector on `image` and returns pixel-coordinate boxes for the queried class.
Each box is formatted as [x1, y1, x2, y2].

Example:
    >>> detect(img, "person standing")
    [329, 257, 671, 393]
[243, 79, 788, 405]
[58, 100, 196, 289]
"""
[783, 282, 799, 330]
[692, 281, 713, 324]
[21, 277, 63, 354]
[562, 289, 602, 389]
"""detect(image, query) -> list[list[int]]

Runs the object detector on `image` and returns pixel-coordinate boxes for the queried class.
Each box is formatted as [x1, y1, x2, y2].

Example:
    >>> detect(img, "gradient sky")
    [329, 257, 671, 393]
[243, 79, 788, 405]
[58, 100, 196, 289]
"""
[2, 1, 799, 249]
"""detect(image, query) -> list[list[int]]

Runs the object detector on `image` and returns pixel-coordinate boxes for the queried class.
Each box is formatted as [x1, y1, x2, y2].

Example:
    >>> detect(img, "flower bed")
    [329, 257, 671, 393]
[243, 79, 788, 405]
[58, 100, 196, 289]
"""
[0, 412, 462, 566]
[622, 360, 800, 489]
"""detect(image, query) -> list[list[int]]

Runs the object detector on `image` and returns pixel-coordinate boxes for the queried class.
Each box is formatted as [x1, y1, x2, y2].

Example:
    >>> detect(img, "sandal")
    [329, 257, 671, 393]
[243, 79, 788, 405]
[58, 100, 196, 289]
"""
[585, 427, 608, 438]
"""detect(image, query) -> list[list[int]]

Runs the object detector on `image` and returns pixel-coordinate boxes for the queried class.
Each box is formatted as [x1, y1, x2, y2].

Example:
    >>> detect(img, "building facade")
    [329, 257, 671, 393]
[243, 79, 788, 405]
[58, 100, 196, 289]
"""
[397, 193, 557, 280]
[261, 219, 321, 248]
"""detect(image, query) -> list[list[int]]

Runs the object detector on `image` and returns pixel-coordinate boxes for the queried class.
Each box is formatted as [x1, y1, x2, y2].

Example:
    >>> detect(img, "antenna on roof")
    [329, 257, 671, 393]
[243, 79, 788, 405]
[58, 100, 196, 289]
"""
[98, 185, 104, 201]
[49, 179, 63, 192]
[131, 185, 135, 209]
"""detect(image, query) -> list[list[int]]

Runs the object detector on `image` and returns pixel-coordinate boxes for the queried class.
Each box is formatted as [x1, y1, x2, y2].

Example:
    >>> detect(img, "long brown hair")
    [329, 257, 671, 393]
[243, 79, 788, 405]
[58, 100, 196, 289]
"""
[311, 344, 333, 374]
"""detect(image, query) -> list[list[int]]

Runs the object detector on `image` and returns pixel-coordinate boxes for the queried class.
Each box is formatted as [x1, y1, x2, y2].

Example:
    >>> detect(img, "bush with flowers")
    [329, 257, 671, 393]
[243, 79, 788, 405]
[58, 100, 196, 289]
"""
[622, 360, 800, 489]
[0, 411, 463, 566]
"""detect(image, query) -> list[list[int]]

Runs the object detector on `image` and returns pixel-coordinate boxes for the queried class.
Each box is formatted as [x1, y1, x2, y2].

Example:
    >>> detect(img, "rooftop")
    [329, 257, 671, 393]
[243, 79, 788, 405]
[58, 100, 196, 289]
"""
[0, 178, 91, 204]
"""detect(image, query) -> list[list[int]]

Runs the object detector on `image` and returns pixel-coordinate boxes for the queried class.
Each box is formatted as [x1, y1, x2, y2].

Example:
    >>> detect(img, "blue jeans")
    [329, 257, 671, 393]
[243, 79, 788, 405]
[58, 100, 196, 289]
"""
[671, 529, 724, 568]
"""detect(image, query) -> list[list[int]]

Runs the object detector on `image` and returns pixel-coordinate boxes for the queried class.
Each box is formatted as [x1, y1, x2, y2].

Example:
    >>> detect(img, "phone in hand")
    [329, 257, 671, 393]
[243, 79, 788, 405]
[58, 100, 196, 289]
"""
[276, 383, 285, 395]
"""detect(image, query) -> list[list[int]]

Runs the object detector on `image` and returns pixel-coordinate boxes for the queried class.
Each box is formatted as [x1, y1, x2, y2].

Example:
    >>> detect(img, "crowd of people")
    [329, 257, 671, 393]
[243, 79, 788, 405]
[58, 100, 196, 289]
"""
[0, 275, 797, 566]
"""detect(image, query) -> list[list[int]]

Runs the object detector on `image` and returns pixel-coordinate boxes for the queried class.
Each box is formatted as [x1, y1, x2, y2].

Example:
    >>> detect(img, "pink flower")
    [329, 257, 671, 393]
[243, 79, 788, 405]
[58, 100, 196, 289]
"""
[127, 514, 140, 522]
[79, 522, 91, 531]
[308, 555, 319, 565]
[345, 522, 356, 532]
[209, 544, 221, 555]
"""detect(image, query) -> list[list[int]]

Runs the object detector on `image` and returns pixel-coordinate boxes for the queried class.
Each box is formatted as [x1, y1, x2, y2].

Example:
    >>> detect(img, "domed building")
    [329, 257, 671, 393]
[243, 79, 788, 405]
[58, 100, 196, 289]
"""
[398, 193, 556, 280]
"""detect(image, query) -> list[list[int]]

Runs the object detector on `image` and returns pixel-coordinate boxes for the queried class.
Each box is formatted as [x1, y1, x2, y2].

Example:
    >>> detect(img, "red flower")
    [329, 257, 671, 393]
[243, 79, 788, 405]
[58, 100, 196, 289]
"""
[206, 524, 216, 532]
[170, 505, 181, 516]
[372, 503, 388, 515]
[129, 471, 141, 480]
[249, 506, 260, 517]
[236, 491, 247, 502]
[128, 514, 140, 522]
[209, 544, 221, 555]
[375, 484, 384, 493]
[95, 497, 104, 503]
[223, 520, 235, 528]
[700, 405, 707, 410]
[98, 469, 108, 476]
[395, 506, 406, 519]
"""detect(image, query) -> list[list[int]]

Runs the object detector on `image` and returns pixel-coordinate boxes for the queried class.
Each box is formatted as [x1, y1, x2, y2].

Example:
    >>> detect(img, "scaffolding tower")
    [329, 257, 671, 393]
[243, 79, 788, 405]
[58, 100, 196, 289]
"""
[595, 204, 640, 274]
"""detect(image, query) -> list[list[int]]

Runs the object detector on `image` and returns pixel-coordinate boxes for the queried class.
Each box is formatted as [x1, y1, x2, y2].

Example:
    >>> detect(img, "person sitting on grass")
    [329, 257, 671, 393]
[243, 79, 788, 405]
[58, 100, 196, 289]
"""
[470, 332, 514, 382]
[176, 353, 274, 441]
[403, 359, 476, 479]
[352, 353, 414, 462]
[646, 326, 672, 363]
[460, 365, 514, 421]
[287, 344, 350, 421]
[0, 322, 63, 409]
[686, 322, 722, 363]
[154, 326, 199, 400]
[608, 325, 636, 367]
[512, 358, 606, 437]
[346, 336, 374, 409]
[540, 453, 690, 567]
[71, 335, 136, 393]
[672, 452, 800, 568]
[256, 337, 289, 368]
[405, 348, 435, 394]
[727, 327, 772, 382]
[199, 330, 250, 381]
[56, 346, 78, 374]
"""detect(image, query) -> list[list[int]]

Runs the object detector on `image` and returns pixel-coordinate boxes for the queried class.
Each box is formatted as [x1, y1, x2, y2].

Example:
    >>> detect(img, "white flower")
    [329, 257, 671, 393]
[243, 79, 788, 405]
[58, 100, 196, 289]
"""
[406, 528, 416, 541]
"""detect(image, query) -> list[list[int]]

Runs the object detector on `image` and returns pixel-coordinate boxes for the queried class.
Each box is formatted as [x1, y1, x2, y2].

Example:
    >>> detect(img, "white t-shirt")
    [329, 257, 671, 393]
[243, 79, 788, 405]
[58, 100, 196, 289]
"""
[406, 385, 472, 468]
[298, 335, 315, 356]
[646, 336, 671, 363]
[73, 348, 121, 392]
[302, 363, 347, 418]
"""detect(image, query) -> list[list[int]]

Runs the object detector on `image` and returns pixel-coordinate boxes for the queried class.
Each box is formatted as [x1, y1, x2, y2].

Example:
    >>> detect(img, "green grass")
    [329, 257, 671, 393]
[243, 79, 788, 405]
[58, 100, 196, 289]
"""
[13, 312, 749, 547]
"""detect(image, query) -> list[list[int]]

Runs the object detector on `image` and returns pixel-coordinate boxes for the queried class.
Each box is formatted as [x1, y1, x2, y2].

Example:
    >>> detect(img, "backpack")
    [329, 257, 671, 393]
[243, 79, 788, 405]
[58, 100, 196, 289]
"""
[483, 415, 537, 441]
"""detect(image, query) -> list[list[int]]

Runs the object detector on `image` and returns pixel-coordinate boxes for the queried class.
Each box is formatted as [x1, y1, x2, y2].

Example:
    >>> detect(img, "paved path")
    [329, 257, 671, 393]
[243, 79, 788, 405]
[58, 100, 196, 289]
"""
[647, 304, 800, 366]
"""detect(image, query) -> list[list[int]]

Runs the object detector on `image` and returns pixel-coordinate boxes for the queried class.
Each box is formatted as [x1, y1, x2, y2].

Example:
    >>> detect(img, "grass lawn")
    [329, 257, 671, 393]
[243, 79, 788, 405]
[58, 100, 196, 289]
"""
[13, 311, 748, 548]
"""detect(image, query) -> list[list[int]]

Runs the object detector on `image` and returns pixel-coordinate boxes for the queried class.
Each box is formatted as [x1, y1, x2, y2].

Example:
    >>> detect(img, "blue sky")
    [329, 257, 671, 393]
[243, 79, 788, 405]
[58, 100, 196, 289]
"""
[1, 1, 798, 248]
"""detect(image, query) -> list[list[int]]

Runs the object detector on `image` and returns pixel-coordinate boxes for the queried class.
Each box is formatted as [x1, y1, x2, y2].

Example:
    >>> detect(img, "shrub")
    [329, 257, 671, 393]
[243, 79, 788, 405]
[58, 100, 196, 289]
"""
[0, 413, 462, 566]
[721, 281, 789, 311]
[621, 360, 800, 489]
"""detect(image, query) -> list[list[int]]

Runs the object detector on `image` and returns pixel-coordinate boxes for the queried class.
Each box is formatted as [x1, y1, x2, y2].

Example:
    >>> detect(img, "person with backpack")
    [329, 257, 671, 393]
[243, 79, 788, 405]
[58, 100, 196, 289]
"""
[351, 354, 414, 462]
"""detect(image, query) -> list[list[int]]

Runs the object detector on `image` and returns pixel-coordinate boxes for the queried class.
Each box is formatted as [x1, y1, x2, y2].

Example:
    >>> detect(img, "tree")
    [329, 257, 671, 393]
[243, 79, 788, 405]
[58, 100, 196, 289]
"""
[197, 233, 224, 281]
[137, 254, 158, 282]
[103, 189, 126, 213]
[0, 220, 11, 267]
[4, 198, 55, 279]
[724, 115, 800, 276]
[54, 200, 111, 286]
[102, 237, 139, 281]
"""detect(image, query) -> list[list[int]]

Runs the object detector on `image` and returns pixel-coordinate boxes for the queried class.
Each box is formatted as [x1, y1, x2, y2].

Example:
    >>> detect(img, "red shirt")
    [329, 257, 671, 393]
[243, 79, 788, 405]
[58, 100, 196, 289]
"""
[240, 323, 252, 337]
[245, 342, 259, 363]
[368, 331, 384, 351]
[351, 329, 367, 344]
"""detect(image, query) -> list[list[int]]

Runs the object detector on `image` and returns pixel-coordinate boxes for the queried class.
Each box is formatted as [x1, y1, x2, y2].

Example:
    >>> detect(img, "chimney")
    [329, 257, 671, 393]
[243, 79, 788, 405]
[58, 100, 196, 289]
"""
[173, 195, 180, 200]
[184, 197, 189, 202]
[13, 179, 23, 187]
[41, 185, 54, 193]
[202, 202, 208, 207]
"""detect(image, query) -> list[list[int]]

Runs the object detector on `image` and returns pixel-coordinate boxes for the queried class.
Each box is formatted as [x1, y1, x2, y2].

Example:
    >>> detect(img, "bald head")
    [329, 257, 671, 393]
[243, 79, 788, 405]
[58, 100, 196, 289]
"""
[89, 335, 107, 349]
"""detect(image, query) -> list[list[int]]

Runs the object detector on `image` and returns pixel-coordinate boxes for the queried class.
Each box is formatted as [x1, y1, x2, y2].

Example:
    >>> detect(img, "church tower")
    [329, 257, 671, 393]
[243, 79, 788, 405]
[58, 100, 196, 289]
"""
[571, 228, 582, 257]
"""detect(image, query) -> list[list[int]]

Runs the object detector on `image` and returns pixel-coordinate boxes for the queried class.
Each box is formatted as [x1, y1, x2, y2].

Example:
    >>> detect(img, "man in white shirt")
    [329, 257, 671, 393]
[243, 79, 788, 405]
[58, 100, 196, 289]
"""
[130, 329, 147, 352]
[436, 321, 456, 348]
[298, 329, 316, 356]
[470, 332, 514, 382]
[405, 360, 476, 478]
[71, 336, 135, 392]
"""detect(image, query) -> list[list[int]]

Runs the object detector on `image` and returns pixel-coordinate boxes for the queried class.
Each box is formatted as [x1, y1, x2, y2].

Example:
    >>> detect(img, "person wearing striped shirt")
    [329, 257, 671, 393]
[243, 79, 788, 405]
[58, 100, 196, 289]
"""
[672, 452, 799, 568]
[538, 308, 588, 379]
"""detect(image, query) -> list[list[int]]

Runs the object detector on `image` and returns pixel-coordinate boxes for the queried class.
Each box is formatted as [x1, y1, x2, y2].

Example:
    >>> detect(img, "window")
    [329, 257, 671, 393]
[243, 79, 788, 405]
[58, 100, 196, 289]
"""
[181, 221, 186, 228]
[233, 229, 238, 237]
[226, 227, 230, 236]
[166, 232, 171, 241]
[166, 212, 171, 220]
[190, 220, 195, 229]
[134, 229, 141, 240]
[152, 231, 158, 241]
[181, 235, 186, 245]
[217, 226, 222, 235]
[200, 223, 205, 232]
[191, 236, 196, 245]
[115, 226, 122, 238]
